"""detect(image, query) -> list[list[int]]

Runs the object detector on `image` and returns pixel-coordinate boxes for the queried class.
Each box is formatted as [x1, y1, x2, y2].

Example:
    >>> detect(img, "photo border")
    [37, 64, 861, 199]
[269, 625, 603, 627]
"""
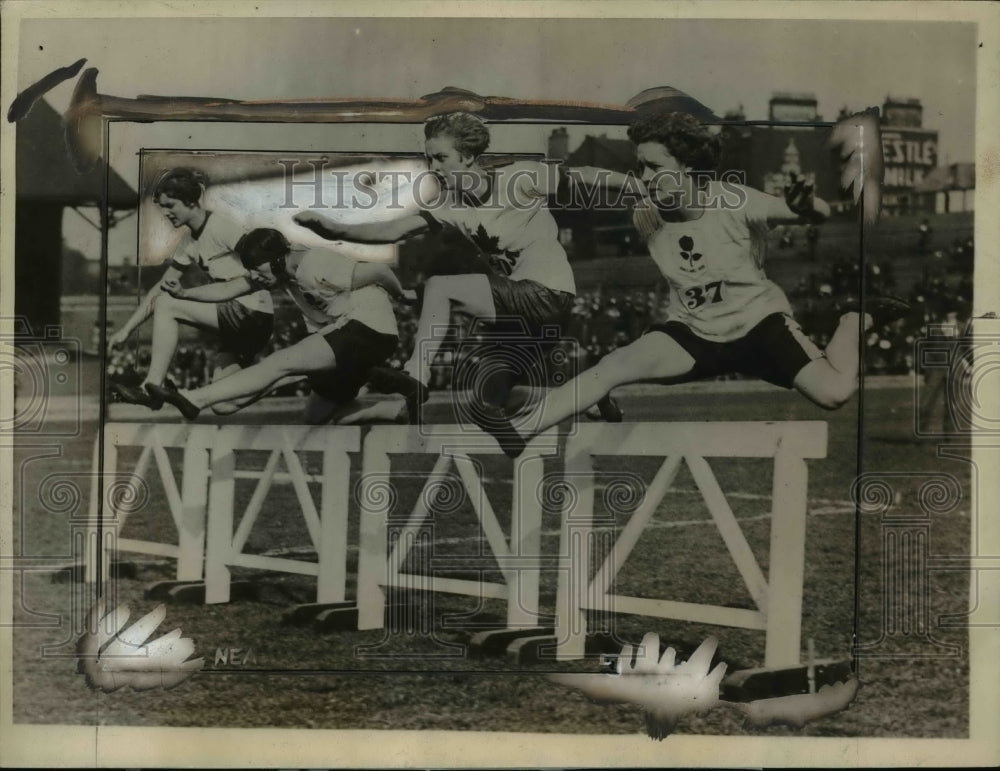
[2, 1, 998, 767]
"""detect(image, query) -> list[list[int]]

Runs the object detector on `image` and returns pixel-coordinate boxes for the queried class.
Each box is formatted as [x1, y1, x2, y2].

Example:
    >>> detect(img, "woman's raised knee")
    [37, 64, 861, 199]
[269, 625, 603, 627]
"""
[802, 375, 856, 410]
[152, 293, 177, 315]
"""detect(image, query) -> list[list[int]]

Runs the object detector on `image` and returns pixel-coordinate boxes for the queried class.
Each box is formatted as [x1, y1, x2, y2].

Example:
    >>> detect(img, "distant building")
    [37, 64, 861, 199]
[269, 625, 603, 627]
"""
[548, 127, 570, 161]
[879, 96, 939, 215]
[719, 93, 843, 208]
[557, 133, 637, 260]
[914, 162, 975, 214]
[769, 91, 821, 123]
[563, 133, 635, 172]
[542, 92, 968, 266]
[722, 93, 966, 217]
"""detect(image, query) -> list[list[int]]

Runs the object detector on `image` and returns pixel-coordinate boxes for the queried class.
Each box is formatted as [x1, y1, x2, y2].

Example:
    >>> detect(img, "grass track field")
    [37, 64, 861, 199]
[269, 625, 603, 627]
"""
[11, 384, 970, 737]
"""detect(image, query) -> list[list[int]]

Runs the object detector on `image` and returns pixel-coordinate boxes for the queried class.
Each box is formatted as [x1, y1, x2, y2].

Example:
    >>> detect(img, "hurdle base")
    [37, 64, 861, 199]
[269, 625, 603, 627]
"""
[721, 659, 853, 702]
[506, 632, 621, 665]
[51, 561, 138, 583]
[144, 580, 207, 601]
[311, 600, 417, 632]
[468, 627, 555, 658]
[282, 602, 358, 627]
[140, 581, 260, 605]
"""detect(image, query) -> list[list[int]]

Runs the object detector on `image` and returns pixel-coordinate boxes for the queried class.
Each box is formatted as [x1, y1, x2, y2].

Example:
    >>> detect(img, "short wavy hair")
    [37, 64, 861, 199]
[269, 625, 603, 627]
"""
[627, 113, 721, 174]
[235, 228, 291, 277]
[424, 112, 491, 159]
[152, 167, 207, 206]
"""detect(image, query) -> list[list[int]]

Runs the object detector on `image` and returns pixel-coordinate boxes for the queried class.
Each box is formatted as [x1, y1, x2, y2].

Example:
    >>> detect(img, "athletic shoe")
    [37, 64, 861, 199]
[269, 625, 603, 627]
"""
[471, 403, 527, 460]
[335, 398, 408, 425]
[596, 394, 623, 423]
[844, 295, 911, 326]
[584, 394, 624, 422]
[367, 366, 428, 425]
[109, 380, 162, 410]
[145, 381, 201, 421]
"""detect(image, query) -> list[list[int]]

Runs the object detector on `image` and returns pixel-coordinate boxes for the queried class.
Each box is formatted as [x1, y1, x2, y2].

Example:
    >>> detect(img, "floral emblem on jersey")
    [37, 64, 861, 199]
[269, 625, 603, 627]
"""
[471, 223, 522, 277]
[678, 235, 705, 274]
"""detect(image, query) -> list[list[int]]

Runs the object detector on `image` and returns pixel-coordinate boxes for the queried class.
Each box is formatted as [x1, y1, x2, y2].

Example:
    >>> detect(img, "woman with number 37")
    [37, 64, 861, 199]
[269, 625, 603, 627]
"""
[478, 111, 909, 458]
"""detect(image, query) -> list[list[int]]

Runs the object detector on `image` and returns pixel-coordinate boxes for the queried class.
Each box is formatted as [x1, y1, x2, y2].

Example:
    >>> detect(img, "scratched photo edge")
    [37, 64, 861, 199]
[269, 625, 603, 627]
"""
[1, 0, 998, 767]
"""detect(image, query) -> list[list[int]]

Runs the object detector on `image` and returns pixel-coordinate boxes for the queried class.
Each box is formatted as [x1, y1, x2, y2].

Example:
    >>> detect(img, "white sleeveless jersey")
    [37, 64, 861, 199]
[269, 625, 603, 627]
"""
[646, 183, 792, 342]
[282, 248, 398, 338]
[170, 211, 273, 314]
[423, 161, 576, 295]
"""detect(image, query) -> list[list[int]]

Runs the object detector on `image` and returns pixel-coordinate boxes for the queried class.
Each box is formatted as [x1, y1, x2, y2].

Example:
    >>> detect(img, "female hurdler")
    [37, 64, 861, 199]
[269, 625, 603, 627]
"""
[473, 112, 908, 458]
[294, 111, 625, 425]
[108, 168, 274, 414]
[150, 228, 404, 424]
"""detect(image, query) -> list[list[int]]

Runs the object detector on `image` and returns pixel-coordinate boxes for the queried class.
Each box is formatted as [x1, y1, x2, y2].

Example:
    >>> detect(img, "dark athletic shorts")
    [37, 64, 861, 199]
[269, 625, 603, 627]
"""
[645, 312, 824, 389]
[216, 300, 274, 368]
[486, 275, 574, 334]
[453, 278, 573, 405]
[307, 320, 399, 404]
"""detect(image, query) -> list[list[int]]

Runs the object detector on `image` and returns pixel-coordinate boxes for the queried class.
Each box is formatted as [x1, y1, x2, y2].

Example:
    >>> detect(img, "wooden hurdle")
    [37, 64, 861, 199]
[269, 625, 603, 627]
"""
[88, 418, 827, 668]
[202, 424, 360, 604]
[86, 422, 215, 583]
[355, 425, 558, 632]
[552, 421, 828, 666]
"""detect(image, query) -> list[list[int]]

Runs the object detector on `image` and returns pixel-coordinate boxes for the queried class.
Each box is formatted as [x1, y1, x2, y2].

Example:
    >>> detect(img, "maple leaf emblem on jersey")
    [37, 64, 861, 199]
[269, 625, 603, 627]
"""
[471, 223, 522, 277]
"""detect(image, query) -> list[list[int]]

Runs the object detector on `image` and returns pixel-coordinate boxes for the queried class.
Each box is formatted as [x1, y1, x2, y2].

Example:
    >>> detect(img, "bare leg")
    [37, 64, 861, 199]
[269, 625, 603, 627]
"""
[143, 297, 220, 387]
[205, 355, 246, 415]
[208, 372, 308, 415]
[793, 311, 870, 410]
[518, 332, 696, 440]
[335, 397, 407, 424]
[179, 335, 336, 411]
[404, 274, 496, 386]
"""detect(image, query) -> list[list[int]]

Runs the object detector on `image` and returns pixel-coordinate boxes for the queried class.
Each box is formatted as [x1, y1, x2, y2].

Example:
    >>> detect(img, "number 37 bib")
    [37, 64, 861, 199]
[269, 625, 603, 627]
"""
[646, 184, 793, 343]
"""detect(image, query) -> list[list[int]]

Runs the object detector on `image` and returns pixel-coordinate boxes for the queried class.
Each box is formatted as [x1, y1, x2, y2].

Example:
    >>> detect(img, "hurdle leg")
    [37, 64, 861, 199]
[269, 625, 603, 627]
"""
[204, 432, 237, 604]
[317, 448, 351, 603]
[357, 439, 391, 630]
[176, 427, 211, 581]
[765, 448, 809, 668]
[508, 451, 545, 627]
[554, 445, 595, 660]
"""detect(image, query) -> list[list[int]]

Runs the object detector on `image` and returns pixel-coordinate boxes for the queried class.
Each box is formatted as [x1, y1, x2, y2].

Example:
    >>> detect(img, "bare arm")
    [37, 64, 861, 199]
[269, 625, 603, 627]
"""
[164, 276, 256, 303]
[107, 265, 183, 348]
[294, 211, 429, 244]
[563, 165, 641, 193]
[350, 262, 405, 299]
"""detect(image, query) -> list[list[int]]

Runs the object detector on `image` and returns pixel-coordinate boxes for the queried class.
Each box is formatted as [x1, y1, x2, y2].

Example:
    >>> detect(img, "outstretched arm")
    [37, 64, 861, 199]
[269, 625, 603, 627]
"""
[350, 262, 406, 300]
[294, 211, 429, 244]
[563, 165, 642, 193]
[770, 173, 830, 224]
[162, 276, 256, 303]
[107, 264, 183, 349]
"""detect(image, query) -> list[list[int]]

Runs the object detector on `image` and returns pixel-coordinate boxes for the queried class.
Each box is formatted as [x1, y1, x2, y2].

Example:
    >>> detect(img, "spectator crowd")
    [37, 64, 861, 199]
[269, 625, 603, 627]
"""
[108, 235, 975, 393]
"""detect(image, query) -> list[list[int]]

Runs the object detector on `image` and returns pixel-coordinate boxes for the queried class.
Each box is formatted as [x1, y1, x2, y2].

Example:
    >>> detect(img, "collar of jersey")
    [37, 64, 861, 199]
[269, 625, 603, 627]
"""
[190, 210, 212, 240]
[456, 171, 494, 208]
